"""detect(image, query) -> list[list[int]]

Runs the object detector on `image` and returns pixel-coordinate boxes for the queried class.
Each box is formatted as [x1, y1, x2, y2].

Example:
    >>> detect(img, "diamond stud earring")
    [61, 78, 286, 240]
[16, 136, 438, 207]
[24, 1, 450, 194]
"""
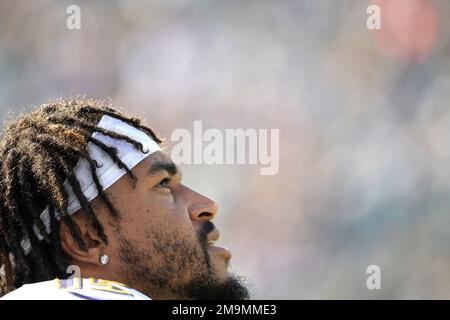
[99, 254, 109, 265]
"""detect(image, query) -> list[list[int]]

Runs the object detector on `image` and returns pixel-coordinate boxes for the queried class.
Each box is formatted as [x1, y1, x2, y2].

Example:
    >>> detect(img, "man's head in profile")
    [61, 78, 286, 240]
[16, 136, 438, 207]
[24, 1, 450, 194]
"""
[0, 98, 250, 300]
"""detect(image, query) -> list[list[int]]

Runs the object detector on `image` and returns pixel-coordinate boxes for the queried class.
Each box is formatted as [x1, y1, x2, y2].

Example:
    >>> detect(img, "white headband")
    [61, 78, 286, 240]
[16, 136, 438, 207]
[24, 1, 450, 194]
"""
[22, 115, 161, 251]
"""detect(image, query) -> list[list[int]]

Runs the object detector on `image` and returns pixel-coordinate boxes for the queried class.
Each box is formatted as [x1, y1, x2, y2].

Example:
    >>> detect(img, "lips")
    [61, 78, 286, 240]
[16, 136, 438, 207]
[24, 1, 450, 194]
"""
[207, 228, 220, 245]
[206, 229, 232, 260]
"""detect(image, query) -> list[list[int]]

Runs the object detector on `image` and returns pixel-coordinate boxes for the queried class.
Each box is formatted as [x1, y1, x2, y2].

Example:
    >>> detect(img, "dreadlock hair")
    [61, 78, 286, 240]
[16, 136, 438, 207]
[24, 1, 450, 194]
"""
[0, 97, 163, 296]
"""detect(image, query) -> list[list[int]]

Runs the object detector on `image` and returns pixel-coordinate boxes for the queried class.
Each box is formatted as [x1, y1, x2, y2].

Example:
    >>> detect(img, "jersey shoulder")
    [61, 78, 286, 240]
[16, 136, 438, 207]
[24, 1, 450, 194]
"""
[1, 278, 151, 300]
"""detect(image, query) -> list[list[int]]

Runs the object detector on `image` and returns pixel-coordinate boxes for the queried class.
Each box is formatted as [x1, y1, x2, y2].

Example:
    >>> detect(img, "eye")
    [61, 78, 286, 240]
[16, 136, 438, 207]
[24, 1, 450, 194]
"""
[156, 177, 171, 189]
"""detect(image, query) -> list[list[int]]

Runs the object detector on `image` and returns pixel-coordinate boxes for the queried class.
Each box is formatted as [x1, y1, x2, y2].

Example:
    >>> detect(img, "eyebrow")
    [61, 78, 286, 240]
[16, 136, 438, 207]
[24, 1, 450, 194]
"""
[147, 160, 179, 177]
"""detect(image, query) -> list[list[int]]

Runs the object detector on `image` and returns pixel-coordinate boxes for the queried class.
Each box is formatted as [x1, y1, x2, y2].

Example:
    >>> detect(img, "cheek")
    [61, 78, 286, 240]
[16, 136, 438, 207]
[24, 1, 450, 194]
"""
[113, 190, 195, 245]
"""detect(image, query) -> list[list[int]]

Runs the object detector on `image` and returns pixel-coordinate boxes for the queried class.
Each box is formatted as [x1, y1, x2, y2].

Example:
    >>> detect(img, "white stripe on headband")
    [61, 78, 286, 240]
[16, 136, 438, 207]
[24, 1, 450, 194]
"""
[21, 115, 161, 252]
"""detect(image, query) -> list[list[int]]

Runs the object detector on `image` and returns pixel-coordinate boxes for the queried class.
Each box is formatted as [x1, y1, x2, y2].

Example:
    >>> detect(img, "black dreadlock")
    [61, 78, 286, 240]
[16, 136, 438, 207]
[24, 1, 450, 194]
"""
[0, 98, 162, 296]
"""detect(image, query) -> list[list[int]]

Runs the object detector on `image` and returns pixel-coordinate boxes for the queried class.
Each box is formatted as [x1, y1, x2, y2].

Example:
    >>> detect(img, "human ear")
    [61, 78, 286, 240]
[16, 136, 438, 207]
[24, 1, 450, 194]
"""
[59, 211, 107, 266]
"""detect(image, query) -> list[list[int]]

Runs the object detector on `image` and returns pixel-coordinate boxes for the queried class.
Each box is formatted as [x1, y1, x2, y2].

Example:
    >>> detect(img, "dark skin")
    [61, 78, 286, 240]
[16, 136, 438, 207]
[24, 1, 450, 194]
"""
[59, 151, 233, 299]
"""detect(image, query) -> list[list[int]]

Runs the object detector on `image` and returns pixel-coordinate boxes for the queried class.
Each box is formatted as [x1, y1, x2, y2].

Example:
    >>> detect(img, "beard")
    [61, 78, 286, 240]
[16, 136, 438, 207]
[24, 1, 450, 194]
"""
[116, 220, 250, 300]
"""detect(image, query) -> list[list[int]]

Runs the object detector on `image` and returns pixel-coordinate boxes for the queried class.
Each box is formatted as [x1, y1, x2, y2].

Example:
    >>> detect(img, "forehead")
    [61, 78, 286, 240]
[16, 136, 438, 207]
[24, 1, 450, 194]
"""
[145, 150, 171, 164]
[131, 150, 175, 176]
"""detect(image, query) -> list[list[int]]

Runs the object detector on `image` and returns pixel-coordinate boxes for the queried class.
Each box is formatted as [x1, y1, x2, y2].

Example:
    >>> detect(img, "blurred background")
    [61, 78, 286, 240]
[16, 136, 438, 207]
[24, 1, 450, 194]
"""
[1, 0, 450, 299]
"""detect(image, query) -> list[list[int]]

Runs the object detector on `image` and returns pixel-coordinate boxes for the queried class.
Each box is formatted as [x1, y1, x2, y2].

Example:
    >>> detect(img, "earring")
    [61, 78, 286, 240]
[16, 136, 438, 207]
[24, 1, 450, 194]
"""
[99, 254, 109, 265]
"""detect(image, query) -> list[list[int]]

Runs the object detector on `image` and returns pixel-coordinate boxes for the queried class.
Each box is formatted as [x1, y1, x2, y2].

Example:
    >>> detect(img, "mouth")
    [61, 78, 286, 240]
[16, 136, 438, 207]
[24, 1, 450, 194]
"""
[206, 229, 232, 260]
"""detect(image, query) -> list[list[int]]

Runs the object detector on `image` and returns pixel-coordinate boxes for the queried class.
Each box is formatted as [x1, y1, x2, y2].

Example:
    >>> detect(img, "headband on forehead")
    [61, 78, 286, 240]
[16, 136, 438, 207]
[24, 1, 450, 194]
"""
[22, 115, 161, 252]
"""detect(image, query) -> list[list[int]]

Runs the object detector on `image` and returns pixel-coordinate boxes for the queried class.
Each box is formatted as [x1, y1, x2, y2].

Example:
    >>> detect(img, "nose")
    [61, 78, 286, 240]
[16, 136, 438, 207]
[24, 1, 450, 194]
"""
[183, 186, 218, 221]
